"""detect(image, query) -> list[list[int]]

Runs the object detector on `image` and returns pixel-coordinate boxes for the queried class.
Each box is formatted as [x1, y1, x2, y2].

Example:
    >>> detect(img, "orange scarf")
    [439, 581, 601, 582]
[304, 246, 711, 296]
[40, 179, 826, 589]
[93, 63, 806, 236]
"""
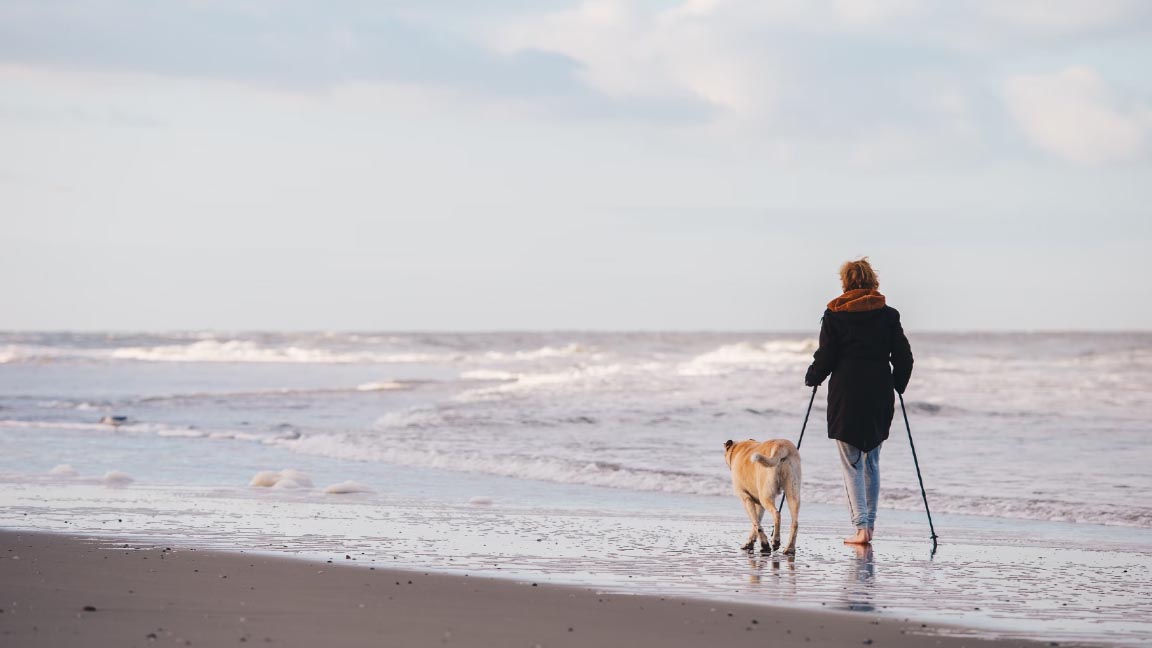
[827, 288, 886, 313]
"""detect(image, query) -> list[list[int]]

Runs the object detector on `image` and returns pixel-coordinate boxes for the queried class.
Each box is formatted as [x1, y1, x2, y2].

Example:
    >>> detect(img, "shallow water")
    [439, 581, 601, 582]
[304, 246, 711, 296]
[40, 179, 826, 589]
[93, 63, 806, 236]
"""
[1, 331, 1150, 527]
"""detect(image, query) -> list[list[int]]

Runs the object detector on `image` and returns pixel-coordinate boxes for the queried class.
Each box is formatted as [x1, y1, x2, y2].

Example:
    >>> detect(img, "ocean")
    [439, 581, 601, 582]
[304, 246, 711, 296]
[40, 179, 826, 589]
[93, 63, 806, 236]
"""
[2, 331, 1151, 645]
[1, 330, 1148, 527]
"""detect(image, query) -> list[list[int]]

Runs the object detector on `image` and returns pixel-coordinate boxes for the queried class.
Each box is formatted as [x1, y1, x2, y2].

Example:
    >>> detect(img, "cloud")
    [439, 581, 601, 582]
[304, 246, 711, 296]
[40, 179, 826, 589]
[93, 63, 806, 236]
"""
[0, 0, 582, 92]
[833, 0, 925, 25]
[971, 0, 1152, 36]
[5, 0, 1152, 171]
[490, 0, 999, 167]
[1004, 66, 1152, 164]
[493, 0, 777, 120]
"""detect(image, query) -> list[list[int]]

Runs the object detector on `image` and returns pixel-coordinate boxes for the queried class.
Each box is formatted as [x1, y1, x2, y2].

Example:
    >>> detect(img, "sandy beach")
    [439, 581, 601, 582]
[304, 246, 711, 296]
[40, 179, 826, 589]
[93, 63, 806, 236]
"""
[2, 530, 1092, 648]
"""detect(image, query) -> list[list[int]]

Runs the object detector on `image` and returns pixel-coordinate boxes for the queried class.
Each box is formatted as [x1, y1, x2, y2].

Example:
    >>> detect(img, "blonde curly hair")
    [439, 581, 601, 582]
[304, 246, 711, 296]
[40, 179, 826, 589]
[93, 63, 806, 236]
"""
[840, 257, 879, 292]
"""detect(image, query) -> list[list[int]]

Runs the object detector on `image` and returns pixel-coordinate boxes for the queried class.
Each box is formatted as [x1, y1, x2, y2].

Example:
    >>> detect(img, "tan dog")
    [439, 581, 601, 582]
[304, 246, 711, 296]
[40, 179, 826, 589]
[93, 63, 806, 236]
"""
[723, 438, 801, 555]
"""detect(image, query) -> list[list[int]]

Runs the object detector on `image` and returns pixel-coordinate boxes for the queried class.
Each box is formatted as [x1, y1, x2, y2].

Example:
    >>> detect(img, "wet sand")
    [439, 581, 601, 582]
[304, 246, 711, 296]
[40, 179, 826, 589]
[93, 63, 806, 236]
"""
[3, 479, 1150, 645]
[0, 530, 1092, 648]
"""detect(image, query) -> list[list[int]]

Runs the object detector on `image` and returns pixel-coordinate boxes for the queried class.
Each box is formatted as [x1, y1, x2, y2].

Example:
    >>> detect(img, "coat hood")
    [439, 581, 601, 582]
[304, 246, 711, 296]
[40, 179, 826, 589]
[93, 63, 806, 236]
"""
[827, 289, 887, 313]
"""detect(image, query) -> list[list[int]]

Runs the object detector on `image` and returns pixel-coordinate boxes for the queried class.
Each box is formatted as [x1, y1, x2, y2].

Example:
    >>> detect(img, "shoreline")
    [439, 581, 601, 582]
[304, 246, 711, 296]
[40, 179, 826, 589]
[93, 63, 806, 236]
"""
[2, 478, 1150, 646]
[0, 529, 1093, 648]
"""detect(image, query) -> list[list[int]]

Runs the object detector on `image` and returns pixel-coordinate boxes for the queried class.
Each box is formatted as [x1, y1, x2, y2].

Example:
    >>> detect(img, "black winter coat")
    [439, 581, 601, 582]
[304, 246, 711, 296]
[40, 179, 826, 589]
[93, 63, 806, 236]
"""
[804, 299, 913, 453]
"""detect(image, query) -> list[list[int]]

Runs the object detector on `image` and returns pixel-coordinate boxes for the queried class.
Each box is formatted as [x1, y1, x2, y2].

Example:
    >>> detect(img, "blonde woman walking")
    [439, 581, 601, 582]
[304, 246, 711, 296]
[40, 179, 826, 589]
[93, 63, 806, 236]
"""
[805, 258, 913, 545]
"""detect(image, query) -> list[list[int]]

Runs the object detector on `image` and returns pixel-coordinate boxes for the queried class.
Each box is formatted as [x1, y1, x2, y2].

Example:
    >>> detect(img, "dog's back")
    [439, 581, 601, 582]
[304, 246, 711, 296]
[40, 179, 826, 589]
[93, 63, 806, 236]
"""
[726, 438, 800, 496]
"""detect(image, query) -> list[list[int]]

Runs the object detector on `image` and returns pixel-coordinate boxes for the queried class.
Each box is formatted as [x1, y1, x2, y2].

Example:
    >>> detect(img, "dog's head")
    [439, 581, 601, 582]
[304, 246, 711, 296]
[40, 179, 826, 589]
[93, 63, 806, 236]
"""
[724, 439, 734, 468]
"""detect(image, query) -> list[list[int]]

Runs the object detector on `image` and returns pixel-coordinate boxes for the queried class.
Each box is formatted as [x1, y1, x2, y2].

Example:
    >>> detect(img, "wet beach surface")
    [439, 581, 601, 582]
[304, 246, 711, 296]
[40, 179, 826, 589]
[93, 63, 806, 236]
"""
[1, 529, 1086, 648]
[2, 478, 1148, 646]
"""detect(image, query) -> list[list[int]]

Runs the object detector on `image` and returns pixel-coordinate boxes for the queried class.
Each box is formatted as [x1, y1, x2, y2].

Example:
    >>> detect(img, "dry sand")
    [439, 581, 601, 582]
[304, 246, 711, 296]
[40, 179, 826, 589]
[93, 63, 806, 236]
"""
[0, 530, 1088, 648]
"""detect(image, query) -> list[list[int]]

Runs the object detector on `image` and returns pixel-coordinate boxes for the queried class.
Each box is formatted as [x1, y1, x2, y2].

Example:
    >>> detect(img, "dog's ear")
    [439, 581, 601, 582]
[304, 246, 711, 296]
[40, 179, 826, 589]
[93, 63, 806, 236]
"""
[724, 439, 734, 449]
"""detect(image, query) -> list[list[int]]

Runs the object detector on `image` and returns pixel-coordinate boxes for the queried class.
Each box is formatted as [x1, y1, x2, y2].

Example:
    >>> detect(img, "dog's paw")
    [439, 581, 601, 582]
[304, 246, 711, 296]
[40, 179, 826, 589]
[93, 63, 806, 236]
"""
[740, 541, 756, 551]
[782, 546, 796, 556]
[759, 545, 773, 555]
[772, 539, 781, 551]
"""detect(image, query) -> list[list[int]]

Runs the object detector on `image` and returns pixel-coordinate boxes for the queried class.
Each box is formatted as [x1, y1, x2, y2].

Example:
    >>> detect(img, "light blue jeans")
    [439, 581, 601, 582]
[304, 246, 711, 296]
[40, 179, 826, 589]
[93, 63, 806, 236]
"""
[838, 441, 881, 529]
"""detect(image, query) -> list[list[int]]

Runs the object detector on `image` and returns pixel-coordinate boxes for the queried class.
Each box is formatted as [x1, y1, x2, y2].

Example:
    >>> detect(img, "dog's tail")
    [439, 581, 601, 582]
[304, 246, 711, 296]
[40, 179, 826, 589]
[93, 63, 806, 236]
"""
[750, 448, 788, 467]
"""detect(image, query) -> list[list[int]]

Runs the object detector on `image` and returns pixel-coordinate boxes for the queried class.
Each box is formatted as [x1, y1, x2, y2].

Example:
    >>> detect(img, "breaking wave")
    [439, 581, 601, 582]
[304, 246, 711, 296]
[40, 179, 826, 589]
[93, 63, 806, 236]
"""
[0, 339, 598, 365]
[678, 339, 817, 376]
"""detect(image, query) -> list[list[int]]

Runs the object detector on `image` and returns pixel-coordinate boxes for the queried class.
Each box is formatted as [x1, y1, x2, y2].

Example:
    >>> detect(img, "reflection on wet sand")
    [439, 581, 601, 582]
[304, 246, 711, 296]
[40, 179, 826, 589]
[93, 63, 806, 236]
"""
[838, 544, 876, 612]
[747, 552, 796, 587]
[745, 552, 798, 607]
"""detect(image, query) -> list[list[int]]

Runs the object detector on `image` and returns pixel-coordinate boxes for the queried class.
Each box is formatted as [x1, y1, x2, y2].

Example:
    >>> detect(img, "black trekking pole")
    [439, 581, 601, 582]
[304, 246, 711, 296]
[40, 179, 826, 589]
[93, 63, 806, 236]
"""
[899, 392, 939, 553]
[776, 385, 818, 515]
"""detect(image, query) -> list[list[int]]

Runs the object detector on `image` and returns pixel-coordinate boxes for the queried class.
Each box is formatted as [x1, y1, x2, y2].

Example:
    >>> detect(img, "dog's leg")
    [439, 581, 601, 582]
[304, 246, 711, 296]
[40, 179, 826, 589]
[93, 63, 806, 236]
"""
[779, 463, 801, 555]
[753, 502, 771, 553]
[782, 487, 800, 555]
[739, 495, 761, 551]
[766, 492, 782, 552]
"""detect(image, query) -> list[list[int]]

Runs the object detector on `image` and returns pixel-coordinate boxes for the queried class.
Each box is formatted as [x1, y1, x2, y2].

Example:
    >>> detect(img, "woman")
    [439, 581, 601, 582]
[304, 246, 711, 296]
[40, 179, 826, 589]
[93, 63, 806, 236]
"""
[805, 258, 913, 545]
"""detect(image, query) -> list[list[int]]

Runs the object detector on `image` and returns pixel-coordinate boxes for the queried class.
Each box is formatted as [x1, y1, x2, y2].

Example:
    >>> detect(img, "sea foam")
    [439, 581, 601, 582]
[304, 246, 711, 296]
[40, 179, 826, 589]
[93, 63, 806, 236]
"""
[249, 469, 314, 489]
[323, 480, 373, 494]
[103, 470, 134, 485]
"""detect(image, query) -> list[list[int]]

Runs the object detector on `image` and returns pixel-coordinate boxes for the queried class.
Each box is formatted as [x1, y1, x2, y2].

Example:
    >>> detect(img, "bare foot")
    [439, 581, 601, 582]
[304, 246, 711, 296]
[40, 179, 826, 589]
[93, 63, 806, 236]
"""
[843, 529, 871, 545]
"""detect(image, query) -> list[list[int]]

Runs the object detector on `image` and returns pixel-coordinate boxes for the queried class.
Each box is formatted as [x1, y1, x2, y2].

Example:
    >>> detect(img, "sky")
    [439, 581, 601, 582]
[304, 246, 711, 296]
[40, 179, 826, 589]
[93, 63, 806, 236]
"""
[2, 0, 1151, 331]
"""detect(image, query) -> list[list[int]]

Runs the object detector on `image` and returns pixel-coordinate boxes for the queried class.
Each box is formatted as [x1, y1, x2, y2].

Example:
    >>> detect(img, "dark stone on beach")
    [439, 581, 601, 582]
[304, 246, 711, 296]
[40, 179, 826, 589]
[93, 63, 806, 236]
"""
[863, 641, 873, 645]
[345, 555, 351, 560]
[147, 633, 158, 640]
[83, 605, 97, 612]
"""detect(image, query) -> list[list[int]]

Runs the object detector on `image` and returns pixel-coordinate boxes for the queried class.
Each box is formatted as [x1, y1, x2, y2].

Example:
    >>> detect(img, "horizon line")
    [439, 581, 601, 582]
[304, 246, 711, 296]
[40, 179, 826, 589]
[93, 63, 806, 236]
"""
[2, 327, 1150, 336]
